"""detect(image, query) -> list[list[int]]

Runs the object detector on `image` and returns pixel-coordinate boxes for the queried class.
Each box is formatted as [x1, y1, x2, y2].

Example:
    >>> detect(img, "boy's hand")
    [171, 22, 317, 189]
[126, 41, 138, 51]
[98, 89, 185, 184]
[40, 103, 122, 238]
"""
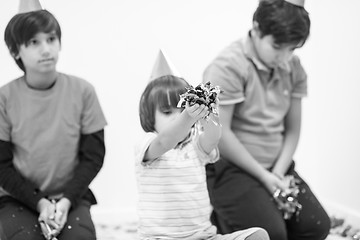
[261, 171, 287, 194]
[37, 198, 60, 238]
[177, 81, 222, 119]
[208, 102, 221, 125]
[54, 198, 71, 232]
[185, 102, 208, 121]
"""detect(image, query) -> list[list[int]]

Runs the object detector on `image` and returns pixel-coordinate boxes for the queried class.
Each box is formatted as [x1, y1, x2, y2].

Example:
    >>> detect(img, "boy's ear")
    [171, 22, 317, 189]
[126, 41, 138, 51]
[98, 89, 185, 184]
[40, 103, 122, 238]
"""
[252, 21, 262, 39]
[252, 21, 260, 32]
[12, 53, 20, 60]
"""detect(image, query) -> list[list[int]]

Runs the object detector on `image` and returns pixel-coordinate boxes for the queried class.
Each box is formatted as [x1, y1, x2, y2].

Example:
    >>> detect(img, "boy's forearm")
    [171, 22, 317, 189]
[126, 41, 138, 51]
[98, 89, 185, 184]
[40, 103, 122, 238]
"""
[273, 98, 301, 177]
[203, 122, 221, 141]
[63, 130, 105, 208]
[202, 114, 221, 136]
[272, 128, 300, 177]
[199, 116, 222, 153]
[157, 111, 196, 149]
[0, 140, 46, 211]
[145, 111, 197, 161]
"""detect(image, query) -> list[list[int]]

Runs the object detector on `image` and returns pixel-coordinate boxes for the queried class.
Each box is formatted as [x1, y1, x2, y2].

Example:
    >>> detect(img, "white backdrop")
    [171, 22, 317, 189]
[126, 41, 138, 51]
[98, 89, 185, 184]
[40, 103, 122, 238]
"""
[0, 0, 359, 216]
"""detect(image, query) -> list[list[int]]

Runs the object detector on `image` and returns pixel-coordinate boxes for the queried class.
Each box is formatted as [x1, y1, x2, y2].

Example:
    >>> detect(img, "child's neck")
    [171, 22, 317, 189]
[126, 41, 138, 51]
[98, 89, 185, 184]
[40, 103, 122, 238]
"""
[25, 71, 58, 90]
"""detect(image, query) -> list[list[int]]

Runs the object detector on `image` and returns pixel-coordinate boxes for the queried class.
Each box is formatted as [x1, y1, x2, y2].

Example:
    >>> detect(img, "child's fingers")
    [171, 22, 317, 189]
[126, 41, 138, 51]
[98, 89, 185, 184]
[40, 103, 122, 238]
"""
[191, 104, 206, 114]
[185, 102, 210, 119]
[186, 103, 200, 113]
[199, 105, 209, 116]
[186, 102, 199, 111]
[194, 105, 209, 119]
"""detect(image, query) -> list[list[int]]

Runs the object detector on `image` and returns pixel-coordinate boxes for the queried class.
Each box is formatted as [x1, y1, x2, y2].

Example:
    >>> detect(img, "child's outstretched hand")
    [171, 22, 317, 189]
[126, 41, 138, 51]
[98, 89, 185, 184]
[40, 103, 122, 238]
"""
[177, 81, 222, 121]
[184, 102, 209, 122]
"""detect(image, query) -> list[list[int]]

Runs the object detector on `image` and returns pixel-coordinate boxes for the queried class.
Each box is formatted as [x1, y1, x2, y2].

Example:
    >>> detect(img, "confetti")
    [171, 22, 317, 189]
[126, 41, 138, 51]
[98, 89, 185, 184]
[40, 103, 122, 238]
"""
[273, 175, 302, 220]
[177, 81, 221, 120]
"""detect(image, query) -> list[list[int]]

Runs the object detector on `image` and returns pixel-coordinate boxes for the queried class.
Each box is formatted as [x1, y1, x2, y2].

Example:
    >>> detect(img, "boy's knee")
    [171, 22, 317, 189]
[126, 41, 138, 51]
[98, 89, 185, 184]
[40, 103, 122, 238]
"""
[289, 212, 331, 240]
[266, 225, 287, 240]
[245, 228, 269, 240]
[58, 227, 96, 240]
[308, 216, 331, 240]
[319, 213, 331, 239]
[58, 222, 96, 240]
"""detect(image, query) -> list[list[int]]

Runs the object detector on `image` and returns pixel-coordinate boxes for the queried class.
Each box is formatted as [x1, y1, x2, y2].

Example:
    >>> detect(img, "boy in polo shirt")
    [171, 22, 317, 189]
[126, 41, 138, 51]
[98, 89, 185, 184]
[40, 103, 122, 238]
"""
[203, 0, 331, 240]
[0, 1, 106, 239]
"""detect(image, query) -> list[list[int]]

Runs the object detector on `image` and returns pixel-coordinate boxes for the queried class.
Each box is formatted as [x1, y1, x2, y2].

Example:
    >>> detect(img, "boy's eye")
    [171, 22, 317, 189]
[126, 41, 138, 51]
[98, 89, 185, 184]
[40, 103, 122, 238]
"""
[28, 39, 38, 46]
[272, 44, 281, 50]
[162, 109, 173, 115]
[48, 36, 58, 43]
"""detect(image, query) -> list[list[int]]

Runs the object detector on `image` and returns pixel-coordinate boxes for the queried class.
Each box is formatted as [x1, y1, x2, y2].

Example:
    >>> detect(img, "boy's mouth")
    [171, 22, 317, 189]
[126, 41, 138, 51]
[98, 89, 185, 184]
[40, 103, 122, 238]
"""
[39, 58, 54, 63]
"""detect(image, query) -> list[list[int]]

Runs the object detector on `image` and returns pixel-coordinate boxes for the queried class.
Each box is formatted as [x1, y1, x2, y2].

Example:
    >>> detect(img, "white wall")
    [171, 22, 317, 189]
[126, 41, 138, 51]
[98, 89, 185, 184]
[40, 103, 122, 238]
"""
[0, 0, 359, 216]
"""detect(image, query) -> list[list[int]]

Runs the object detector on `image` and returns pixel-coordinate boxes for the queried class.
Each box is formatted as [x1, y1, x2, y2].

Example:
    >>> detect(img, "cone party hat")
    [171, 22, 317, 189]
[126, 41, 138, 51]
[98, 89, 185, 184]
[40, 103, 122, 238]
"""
[18, 0, 43, 13]
[284, 0, 304, 7]
[149, 49, 181, 81]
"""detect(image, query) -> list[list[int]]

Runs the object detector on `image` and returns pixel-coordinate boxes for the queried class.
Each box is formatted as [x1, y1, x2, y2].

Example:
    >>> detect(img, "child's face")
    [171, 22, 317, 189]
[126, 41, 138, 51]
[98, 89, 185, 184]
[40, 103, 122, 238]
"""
[252, 32, 298, 69]
[17, 31, 60, 75]
[154, 106, 182, 133]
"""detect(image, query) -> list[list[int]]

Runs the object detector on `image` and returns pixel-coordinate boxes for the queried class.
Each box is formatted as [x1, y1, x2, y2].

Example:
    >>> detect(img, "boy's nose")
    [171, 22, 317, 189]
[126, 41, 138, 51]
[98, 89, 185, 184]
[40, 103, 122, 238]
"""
[277, 50, 292, 63]
[40, 42, 51, 55]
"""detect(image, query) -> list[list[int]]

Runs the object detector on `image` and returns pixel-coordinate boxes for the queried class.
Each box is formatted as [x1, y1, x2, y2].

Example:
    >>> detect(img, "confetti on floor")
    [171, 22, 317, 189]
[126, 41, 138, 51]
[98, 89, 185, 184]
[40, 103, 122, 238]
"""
[95, 221, 138, 240]
[94, 216, 359, 240]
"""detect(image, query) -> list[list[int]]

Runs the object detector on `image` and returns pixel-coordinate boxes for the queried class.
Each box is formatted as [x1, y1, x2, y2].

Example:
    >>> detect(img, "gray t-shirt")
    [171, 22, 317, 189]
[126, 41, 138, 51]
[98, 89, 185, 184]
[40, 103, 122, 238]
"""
[0, 73, 107, 197]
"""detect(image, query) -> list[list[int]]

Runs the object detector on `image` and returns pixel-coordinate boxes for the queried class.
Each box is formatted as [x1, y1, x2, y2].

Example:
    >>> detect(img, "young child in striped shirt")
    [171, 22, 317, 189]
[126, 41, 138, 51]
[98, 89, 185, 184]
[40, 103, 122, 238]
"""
[135, 73, 269, 240]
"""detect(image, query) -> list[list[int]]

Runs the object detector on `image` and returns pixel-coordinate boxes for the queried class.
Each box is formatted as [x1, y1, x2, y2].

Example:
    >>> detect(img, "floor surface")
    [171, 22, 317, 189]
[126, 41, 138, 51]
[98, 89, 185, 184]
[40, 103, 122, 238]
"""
[94, 215, 359, 240]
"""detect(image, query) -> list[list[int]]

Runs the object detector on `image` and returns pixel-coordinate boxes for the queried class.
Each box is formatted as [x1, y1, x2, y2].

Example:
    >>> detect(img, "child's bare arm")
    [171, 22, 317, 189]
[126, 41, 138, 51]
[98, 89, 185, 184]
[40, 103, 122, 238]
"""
[199, 107, 222, 154]
[144, 104, 208, 161]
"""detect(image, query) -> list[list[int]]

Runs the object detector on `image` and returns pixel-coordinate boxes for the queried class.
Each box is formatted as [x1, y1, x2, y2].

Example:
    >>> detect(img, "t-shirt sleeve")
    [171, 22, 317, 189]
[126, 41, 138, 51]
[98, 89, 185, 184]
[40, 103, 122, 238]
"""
[81, 84, 107, 134]
[0, 88, 11, 141]
[203, 48, 247, 105]
[290, 55, 308, 98]
[134, 132, 157, 165]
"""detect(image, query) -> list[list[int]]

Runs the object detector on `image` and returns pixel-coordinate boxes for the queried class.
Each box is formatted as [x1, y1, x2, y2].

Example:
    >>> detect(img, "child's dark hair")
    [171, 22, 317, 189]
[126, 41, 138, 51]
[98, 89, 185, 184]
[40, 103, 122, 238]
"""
[253, 0, 310, 47]
[139, 75, 190, 133]
[4, 10, 61, 72]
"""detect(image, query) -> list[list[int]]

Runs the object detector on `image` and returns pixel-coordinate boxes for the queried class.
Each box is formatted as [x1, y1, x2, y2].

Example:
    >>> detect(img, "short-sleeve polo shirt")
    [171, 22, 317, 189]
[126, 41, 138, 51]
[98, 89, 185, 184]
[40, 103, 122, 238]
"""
[203, 35, 307, 168]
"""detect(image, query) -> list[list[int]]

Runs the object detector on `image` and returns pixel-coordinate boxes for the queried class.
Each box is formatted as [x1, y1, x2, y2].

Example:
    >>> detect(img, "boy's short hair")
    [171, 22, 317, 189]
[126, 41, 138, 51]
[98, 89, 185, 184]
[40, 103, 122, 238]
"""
[253, 0, 310, 47]
[4, 10, 61, 72]
[139, 75, 190, 133]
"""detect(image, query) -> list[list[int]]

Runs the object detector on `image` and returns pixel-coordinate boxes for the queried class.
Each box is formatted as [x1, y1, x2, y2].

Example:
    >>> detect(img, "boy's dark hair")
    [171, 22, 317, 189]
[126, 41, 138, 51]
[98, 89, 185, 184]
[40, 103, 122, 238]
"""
[4, 10, 61, 72]
[139, 75, 190, 133]
[253, 0, 310, 47]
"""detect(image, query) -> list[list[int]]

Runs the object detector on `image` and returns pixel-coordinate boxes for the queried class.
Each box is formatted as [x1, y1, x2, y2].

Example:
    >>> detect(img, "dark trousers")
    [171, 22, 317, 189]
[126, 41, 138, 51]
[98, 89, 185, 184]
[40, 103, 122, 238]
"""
[206, 160, 331, 240]
[0, 197, 96, 240]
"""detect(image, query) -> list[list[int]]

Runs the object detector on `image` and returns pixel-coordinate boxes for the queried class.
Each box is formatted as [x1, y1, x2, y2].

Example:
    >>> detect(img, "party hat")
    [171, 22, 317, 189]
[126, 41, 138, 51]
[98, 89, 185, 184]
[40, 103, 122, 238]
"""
[18, 0, 43, 14]
[149, 49, 181, 81]
[284, 0, 305, 7]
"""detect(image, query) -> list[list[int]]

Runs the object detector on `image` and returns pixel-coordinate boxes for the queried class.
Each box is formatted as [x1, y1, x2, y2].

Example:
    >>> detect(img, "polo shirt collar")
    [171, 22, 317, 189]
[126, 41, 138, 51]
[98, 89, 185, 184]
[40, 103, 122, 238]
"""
[243, 31, 291, 73]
